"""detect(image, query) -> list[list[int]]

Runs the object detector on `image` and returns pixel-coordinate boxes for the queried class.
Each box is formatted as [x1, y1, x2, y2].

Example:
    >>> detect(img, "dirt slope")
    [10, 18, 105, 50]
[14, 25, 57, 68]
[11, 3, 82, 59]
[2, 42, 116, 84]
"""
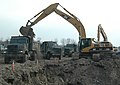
[1, 56, 120, 85]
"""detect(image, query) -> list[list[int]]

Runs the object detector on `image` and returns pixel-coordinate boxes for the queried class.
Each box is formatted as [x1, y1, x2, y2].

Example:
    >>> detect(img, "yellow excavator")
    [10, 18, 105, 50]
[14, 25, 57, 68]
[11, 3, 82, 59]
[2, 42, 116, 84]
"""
[79, 24, 113, 59]
[20, 3, 85, 38]
[97, 24, 113, 50]
[19, 3, 113, 60]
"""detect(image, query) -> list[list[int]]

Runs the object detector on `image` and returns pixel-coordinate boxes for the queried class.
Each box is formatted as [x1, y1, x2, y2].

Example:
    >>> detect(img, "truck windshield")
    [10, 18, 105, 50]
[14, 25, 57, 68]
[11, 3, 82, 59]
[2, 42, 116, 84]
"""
[10, 39, 28, 44]
[52, 43, 58, 47]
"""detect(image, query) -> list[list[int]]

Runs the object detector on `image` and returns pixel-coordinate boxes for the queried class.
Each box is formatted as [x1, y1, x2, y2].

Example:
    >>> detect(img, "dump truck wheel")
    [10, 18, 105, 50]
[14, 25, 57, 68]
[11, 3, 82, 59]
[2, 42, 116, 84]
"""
[68, 54, 72, 57]
[30, 53, 37, 61]
[59, 56, 61, 60]
[63, 55, 66, 57]
[46, 52, 51, 60]
[21, 55, 27, 63]
[4, 57, 10, 64]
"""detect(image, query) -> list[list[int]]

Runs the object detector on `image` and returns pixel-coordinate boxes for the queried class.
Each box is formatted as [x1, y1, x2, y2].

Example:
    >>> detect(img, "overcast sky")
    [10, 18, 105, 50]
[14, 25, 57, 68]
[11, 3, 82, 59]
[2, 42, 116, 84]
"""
[0, 0, 120, 46]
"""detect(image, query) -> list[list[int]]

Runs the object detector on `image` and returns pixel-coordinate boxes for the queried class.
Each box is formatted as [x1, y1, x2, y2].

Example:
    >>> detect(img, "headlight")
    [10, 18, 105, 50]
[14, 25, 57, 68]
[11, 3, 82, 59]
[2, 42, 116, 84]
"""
[3, 51, 7, 53]
[19, 51, 23, 53]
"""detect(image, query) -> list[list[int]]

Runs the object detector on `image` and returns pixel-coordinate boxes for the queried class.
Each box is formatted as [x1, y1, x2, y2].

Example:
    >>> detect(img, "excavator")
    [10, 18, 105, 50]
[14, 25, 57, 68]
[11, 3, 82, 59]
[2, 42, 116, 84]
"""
[97, 24, 113, 52]
[19, 3, 114, 61]
[87, 24, 114, 61]
[20, 3, 85, 38]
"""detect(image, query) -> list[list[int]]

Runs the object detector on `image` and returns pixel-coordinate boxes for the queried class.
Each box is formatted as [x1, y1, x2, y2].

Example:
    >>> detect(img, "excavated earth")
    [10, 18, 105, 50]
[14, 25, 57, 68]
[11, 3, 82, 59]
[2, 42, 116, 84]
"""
[0, 54, 120, 85]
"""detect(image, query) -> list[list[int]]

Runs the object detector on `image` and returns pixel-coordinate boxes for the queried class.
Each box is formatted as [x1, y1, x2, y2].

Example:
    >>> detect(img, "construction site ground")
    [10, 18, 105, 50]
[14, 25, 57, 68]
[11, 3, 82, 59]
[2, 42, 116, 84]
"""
[0, 53, 120, 85]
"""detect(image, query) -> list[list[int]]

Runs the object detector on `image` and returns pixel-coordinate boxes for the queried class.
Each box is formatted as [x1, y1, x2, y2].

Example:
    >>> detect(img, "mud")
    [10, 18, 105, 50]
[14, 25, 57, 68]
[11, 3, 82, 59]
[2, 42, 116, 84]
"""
[0, 55, 120, 85]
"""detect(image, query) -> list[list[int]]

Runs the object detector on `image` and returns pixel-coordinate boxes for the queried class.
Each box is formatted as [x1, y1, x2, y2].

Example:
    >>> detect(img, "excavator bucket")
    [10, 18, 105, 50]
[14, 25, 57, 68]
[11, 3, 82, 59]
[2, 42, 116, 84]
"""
[19, 26, 35, 38]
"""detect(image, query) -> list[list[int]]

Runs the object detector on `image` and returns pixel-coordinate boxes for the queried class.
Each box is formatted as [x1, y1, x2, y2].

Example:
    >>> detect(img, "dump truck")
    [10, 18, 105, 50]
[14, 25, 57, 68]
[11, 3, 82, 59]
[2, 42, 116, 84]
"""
[63, 44, 77, 57]
[4, 36, 37, 64]
[41, 41, 62, 60]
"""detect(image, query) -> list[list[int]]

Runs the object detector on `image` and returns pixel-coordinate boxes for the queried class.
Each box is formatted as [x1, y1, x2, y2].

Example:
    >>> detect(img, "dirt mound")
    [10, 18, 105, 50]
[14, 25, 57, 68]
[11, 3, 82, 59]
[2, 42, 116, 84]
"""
[0, 60, 47, 85]
[44, 57, 120, 85]
[1, 57, 120, 85]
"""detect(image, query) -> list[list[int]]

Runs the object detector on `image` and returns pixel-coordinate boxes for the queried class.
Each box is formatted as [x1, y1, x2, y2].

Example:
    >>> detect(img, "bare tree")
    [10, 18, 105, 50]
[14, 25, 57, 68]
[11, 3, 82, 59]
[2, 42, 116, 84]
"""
[37, 37, 41, 42]
[61, 38, 77, 45]
[4, 39, 10, 47]
[66, 38, 71, 44]
[60, 38, 66, 46]
[71, 39, 76, 44]
[0, 38, 3, 44]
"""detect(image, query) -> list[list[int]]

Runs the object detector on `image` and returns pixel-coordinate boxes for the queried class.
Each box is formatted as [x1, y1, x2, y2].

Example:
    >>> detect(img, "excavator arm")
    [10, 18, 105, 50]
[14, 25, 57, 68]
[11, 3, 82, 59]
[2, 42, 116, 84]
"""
[20, 3, 86, 38]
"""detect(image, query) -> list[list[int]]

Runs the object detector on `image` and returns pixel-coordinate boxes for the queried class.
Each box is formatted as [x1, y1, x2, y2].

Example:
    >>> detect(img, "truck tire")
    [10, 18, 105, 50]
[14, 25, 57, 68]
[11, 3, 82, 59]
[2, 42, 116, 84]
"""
[4, 57, 10, 64]
[68, 54, 72, 57]
[59, 56, 61, 60]
[46, 52, 51, 60]
[21, 55, 27, 63]
[63, 55, 66, 57]
[30, 54, 36, 61]
[30, 51, 37, 61]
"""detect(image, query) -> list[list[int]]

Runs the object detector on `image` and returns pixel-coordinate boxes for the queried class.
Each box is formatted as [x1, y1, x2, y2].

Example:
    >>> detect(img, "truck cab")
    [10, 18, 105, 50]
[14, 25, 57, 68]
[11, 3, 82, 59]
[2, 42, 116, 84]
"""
[41, 41, 62, 60]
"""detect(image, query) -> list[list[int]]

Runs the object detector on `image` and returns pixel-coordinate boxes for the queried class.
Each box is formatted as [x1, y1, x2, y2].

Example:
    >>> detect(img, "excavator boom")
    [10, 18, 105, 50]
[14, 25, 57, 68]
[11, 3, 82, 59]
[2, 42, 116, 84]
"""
[54, 9, 86, 38]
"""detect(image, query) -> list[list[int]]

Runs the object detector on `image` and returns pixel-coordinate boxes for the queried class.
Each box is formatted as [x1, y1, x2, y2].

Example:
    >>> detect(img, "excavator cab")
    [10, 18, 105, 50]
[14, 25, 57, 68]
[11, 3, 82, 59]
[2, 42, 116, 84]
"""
[80, 38, 91, 50]
[79, 38, 94, 54]
[79, 37, 114, 60]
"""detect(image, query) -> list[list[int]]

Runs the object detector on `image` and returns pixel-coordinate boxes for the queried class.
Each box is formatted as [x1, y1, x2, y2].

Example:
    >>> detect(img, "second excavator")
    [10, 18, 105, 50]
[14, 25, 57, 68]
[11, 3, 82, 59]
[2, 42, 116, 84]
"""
[81, 24, 113, 61]
[19, 3, 114, 61]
